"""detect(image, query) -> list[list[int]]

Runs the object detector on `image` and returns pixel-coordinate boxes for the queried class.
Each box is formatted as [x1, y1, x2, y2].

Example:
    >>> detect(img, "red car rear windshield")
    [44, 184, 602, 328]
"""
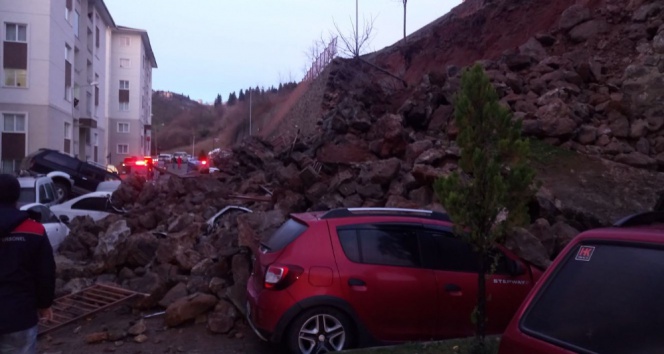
[520, 241, 664, 353]
[262, 219, 308, 252]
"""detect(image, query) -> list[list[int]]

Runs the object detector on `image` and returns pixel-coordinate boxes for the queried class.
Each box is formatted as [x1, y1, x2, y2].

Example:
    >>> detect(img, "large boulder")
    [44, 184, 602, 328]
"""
[164, 293, 218, 327]
[207, 300, 239, 334]
[505, 228, 551, 269]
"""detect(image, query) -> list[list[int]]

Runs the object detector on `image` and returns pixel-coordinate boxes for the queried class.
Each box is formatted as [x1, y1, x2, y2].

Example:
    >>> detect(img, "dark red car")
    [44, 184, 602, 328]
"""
[499, 211, 664, 354]
[246, 207, 543, 353]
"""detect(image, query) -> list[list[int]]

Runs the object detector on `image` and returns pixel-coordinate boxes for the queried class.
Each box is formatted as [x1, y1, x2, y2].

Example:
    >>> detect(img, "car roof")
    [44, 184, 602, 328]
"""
[54, 191, 111, 208]
[17, 176, 51, 187]
[575, 225, 664, 244]
[291, 208, 452, 224]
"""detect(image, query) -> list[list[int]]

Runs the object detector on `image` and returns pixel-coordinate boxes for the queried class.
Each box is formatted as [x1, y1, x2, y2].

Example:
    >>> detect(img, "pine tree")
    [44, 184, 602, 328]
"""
[227, 92, 237, 106]
[238, 89, 245, 101]
[214, 94, 222, 107]
[433, 64, 535, 353]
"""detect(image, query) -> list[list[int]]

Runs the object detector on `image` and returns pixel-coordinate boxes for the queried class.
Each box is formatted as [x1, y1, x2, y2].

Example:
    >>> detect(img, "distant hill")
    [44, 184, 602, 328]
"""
[151, 84, 298, 153]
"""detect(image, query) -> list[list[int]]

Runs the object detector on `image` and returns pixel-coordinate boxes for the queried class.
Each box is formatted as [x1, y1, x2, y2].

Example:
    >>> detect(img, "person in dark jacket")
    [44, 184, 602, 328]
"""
[0, 174, 55, 354]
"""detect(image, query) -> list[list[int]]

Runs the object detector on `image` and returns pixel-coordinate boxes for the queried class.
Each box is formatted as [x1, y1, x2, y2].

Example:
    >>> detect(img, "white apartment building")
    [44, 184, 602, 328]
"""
[0, 0, 156, 173]
[107, 26, 156, 166]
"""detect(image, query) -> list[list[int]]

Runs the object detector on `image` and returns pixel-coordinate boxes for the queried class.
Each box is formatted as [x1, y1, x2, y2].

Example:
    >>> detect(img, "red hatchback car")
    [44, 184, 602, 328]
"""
[499, 211, 664, 354]
[246, 207, 544, 353]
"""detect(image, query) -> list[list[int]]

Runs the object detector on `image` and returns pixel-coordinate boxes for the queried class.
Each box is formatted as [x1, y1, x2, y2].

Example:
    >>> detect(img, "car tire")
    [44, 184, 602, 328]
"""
[286, 307, 355, 354]
[53, 181, 70, 201]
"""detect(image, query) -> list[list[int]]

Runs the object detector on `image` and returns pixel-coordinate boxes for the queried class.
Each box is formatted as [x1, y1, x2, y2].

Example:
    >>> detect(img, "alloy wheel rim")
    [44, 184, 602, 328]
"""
[298, 314, 346, 354]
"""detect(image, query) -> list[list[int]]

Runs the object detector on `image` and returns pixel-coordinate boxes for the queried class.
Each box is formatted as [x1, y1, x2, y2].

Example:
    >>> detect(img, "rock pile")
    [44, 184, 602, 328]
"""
[55, 174, 287, 337]
[53, 0, 664, 341]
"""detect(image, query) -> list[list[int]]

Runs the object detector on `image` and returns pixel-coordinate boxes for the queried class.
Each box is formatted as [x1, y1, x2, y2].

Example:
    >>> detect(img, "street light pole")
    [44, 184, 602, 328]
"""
[249, 89, 252, 136]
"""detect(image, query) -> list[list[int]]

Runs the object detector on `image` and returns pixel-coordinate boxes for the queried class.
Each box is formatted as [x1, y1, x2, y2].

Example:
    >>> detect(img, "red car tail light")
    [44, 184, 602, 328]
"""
[201, 160, 207, 165]
[135, 160, 146, 166]
[265, 264, 303, 290]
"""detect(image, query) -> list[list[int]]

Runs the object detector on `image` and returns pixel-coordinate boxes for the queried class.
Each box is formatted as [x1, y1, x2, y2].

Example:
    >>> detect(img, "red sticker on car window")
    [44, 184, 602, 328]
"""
[575, 246, 595, 261]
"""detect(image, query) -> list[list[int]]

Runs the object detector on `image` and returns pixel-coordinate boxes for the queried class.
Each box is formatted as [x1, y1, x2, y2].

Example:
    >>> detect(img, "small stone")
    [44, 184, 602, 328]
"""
[85, 331, 109, 344]
[73, 326, 82, 334]
[177, 346, 186, 352]
[106, 329, 126, 341]
[235, 332, 244, 339]
[127, 319, 147, 336]
[134, 334, 149, 343]
[114, 341, 124, 347]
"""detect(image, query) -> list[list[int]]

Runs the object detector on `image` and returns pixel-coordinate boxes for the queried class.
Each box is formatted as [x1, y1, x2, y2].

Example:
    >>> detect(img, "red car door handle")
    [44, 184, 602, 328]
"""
[348, 278, 366, 286]
[445, 283, 462, 296]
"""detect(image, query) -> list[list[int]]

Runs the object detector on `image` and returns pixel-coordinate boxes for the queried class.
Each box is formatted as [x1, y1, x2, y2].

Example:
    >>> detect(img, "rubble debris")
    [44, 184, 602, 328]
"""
[53, 0, 664, 340]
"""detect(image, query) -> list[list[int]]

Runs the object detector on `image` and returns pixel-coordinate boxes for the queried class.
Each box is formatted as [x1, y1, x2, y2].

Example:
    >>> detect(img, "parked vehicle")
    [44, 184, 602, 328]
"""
[20, 203, 69, 251]
[51, 191, 124, 223]
[20, 149, 121, 199]
[96, 180, 121, 192]
[120, 156, 154, 178]
[186, 158, 209, 173]
[172, 151, 189, 161]
[158, 153, 172, 166]
[17, 175, 60, 207]
[498, 211, 664, 354]
[246, 207, 543, 353]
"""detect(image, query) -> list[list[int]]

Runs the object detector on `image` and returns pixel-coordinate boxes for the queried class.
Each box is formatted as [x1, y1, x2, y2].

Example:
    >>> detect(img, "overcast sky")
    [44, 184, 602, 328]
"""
[105, 0, 462, 103]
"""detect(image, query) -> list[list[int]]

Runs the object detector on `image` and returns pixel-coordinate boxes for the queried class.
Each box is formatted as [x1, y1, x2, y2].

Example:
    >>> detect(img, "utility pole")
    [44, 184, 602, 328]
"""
[192, 132, 195, 157]
[355, 0, 359, 57]
[249, 89, 252, 136]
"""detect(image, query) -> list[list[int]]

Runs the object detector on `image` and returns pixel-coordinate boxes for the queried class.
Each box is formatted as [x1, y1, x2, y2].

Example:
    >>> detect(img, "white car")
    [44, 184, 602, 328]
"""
[50, 191, 124, 223]
[20, 203, 69, 252]
[96, 180, 121, 192]
[17, 176, 59, 208]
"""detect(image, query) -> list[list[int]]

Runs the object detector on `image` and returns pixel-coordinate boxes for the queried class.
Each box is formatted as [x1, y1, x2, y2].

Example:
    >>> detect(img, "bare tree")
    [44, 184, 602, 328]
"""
[303, 33, 328, 64]
[333, 15, 375, 59]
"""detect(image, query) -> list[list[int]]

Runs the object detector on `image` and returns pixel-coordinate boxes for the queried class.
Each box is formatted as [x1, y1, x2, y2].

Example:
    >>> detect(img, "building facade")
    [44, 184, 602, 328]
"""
[107, 27, 156, 166]
[0, 0, 156, 173]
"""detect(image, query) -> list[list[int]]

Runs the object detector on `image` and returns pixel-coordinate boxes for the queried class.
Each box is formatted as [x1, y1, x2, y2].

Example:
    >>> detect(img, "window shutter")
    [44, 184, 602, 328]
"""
[95, 27, 99, 48]
[119, 89, 129, 102]
[65, 61, 72, 86]
[95, 86, 99, 105]
[3, 42, 27, 69]
[1, 133, 26, 160]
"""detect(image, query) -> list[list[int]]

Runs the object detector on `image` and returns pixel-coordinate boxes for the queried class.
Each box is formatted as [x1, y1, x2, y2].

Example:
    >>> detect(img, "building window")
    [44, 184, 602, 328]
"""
[86, 28, 93, 52]
[1, 113, 26, 172]
[86, 92, 92, 116]
[120, 36, 130, 46]
[64, 122, 71, 154]
[95, 26, 100, 48]
[119, 80, 129, 111]
[3, 23, 28, 88]
[120, 58, 130, 68]
[65, 0, 74, 21]
[65, 45, 72, 100]
[117, 144, 128, 154]
[5, 23, 27, 42]
[74, 11, 80, 37]
[118, 122, 129, 133]
[3, 114, 26, 132]
[4, 69, 27, 87]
